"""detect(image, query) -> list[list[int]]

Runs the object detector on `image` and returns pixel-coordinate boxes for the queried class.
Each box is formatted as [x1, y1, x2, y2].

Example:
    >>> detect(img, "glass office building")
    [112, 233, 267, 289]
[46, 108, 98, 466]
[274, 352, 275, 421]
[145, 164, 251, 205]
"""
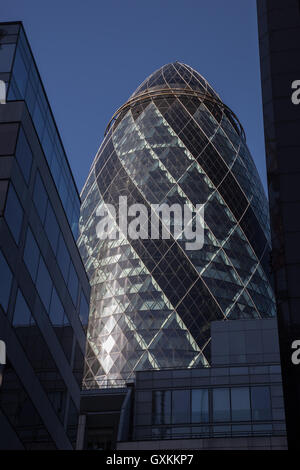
[78, 62, 276, 387]
[0, 22, 90, 449]
[257, 0, 300, 449]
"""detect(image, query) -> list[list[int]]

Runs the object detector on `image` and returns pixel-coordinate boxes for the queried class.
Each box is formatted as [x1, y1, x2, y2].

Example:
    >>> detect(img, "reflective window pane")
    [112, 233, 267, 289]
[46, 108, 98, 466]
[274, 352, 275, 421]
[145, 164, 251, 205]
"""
[153, 390, 171, 425]
[9, 30, 80, 238]
[213, 388, 230, 422]
[231, 387, 251, 421]
[36, 257, 52, 312]
[33, 100, 45, 137]
[44, 201, 59, 253]
[67, 262, 78, 306]
[79, 291, 89, 327]
[0, 249, 13, 312]
[15, 127, 32, 183]
[191, 389, 209, 423]
[57, 233, 70, 282]
[33, 171, 48, 224]
[251, 386, 272, 421]
[41, 126, 54, 167]
[23, 227, 40, 281]
[13, 289, 31, 326]
[12, 46, 28, 95]
[4, 184, 23, 244]
[172, 389, 190, 424]
[49, 287, 64, 326]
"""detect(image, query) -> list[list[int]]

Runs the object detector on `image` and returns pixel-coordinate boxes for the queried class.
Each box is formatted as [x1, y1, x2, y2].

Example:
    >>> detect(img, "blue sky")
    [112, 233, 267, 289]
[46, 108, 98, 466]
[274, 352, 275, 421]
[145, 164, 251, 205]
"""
[2, 0, 267, 194]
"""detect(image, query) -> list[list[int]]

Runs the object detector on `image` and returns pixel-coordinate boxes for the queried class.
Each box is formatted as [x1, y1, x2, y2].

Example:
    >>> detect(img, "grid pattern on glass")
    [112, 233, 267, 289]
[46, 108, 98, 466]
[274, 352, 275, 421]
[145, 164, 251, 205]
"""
[4, 182, 23, 244]
[6, 26, 80, 238]
[15, 126, 33, 184]
[78, 62, 276, 387]
[32, 171, 80, 311]
[12, 287, 72, 427]
[22, 226, 83, 362]
[152, 386, 272, 427]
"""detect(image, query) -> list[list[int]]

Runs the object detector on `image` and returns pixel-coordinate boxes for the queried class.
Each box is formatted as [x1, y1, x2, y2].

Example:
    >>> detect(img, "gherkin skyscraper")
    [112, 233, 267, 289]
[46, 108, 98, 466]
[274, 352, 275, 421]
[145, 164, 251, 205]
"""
[78, 62, 275, 387]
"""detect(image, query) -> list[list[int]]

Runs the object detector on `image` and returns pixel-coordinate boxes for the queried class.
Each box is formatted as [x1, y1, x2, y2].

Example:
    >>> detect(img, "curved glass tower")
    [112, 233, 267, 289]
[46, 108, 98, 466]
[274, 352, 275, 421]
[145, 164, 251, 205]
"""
[78, 62, 275, 387]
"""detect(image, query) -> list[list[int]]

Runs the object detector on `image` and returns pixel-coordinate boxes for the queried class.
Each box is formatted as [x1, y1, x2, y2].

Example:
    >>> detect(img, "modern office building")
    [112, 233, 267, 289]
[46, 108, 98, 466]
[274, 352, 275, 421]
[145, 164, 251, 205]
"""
[0, 22, 90, 449]
[78, 62, 276, 387]
[257, 0, 300, 449]
[77, 318, 287, 450]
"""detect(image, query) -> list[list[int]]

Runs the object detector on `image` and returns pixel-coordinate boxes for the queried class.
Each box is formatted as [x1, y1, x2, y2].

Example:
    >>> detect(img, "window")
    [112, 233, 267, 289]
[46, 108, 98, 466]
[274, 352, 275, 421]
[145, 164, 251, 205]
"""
[12, 46, 28, 95]
[50, 150, 61, 189]
[33, 98, 45, 137]
[213, 388, 230, 422]
[231, 387, 251, 421]
[4, 184, 23, 244]
[49, 287, 64, 326]
[32, 172, 78, 305]
[15, 127, 32, 183]
[25, 77, 36, 114]
[36, 257, 52, 312]
[13, 289, 32, 326]
[153, 390, 171, 425]
[251, 386, 272, 421]
[44, 201, 59, 253]
[33, 171, 48, 223]
[79, 291, 89, 327]
[172, 390, 190, 424]
[57, 233, 70, 282]
[0, 250, 13, 312]
[151, 386, 273, 431]
[23, 227, 40, 281]
[191, 389, 209, 423]
[41, 126, 54, 167]
[67, 262, 78, 306]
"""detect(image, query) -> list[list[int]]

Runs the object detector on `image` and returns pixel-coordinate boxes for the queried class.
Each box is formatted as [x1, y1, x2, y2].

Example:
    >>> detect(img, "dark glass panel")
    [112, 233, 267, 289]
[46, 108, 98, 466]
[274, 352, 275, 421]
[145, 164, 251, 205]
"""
[49, 287, 64, 326]
[44, 201, 60, 253]
[172, 390, 190, 424]
[13, 289, 32, 326]
[4, 184, 23, 244]
[0, 249, 13, 312]
[57, 233, 70, 282]
[33, 171, 48, 224]
[67, 261, 78, 306]
[251, 386, 272, 421]
[213, 388, 230, 422]
[231, 387, 251, 421]
[36, 257, 53, 312]
[191, 389, 209, 423]
[79, 291, 89, 327]
[23, 227, 40, 281]
[15, 127, 32, 184]
[153, 390, 171, 424]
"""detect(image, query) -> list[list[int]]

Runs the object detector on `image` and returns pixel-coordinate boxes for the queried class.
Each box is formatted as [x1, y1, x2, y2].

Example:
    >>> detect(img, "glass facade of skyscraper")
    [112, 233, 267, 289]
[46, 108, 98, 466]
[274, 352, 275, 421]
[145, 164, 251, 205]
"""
[0, 22, 80, 238]
[0, 22, 90, 449]
[78, 62, 276, 387]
